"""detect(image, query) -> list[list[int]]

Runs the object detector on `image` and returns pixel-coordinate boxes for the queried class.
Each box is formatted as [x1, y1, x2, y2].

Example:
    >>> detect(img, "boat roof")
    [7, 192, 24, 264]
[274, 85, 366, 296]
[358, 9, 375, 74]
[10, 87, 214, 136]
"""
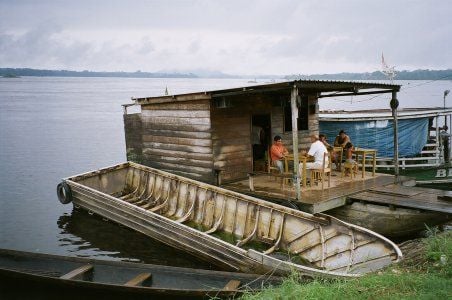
[319, 107, 452, 121]
[131, 80, 401, 105]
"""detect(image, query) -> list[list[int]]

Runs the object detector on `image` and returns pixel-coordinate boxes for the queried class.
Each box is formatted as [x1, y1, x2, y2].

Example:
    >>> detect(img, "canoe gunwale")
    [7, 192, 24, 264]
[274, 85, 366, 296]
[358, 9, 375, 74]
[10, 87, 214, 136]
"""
[67, 161, 330, 226]
[68, 182, 253, 272]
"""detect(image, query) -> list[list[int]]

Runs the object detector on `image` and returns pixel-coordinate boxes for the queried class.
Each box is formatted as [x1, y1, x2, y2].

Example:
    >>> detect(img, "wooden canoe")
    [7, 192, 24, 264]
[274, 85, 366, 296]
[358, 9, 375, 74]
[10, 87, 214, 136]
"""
[58, 162, 402, 278]
[0, 248, 281, 299]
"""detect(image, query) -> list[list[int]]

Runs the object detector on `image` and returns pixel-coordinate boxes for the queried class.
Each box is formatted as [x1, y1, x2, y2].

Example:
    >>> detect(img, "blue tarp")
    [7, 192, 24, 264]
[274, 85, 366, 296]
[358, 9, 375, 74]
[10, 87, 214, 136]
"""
[319, 118, 428, 158]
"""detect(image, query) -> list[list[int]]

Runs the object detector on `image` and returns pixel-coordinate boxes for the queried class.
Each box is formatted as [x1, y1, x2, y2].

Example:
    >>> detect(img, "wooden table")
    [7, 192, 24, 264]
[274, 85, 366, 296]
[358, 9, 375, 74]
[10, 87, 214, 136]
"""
[353, 148, 377, 178]
[284, 154, 311, 187]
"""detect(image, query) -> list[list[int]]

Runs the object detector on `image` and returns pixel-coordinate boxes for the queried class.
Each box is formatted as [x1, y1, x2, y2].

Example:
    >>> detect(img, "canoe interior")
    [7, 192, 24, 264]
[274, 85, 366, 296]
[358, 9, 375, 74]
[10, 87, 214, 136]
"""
[0, 248, 280, 298]
[67, 162, 401, 276]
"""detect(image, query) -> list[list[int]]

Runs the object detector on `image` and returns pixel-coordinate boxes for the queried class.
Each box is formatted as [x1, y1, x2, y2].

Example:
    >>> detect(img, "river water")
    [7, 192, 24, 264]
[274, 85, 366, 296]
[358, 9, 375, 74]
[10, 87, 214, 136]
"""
[0, 76, 451, 266]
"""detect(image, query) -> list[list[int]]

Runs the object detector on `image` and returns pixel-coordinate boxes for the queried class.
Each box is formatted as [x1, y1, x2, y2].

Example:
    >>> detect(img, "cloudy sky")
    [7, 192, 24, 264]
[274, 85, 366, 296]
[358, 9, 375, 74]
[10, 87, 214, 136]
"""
[1, 0, 451, 75]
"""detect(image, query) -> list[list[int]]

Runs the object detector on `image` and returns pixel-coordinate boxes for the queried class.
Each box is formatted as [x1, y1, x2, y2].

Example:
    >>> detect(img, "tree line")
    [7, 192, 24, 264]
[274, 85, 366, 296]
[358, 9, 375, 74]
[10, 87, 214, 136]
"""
[0, 68, 197, 78]
[1, 67, 452, 80]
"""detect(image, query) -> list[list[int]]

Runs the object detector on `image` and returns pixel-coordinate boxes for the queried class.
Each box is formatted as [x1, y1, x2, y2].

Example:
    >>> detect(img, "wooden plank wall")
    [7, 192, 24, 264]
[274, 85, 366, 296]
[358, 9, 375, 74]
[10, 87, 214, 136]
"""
[124, 113, 143, 163]
[270, 96, 319, 153]
[128, 94, 320, 184]
[140, 100, 215, 182]
[211, 104, 253, 182]
[211, 94, 320, 182]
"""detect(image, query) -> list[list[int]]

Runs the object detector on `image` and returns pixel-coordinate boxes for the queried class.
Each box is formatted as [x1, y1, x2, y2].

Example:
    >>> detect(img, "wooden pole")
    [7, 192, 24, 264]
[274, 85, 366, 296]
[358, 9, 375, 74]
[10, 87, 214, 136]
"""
[291, 85, 301, 200]
[391, 90, 399, 183]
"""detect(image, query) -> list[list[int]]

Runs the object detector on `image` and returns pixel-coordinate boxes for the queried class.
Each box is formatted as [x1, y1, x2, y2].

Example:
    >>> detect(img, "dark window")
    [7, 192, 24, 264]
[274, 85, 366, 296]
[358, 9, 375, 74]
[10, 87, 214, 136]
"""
[284, 96, 309, 132]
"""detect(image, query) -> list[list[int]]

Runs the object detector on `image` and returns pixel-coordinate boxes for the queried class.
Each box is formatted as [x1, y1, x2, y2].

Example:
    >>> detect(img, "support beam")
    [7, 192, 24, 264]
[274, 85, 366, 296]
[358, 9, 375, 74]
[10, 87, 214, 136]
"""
[391, 90, 399, 183]
[291, 86, 301, 200]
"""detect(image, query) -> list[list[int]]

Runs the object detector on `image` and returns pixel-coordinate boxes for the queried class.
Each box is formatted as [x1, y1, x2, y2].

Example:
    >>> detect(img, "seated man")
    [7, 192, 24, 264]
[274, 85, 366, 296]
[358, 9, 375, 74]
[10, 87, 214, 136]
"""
[333, 129, 351, 170]
[334, 130, 351, 148]
[344, 142, 355, 163]
[319, 134, 333, 151]
[343, 142, 357, 176]
[270, 135, 289, 173]
[299, 134, 329, 181]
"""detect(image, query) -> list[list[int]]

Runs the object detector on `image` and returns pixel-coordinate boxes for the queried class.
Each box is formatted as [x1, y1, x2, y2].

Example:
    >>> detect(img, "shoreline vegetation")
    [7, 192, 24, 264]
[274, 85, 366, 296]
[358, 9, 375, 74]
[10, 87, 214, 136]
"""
[1, 67, 452, 80]
[241, 230, 452, 299]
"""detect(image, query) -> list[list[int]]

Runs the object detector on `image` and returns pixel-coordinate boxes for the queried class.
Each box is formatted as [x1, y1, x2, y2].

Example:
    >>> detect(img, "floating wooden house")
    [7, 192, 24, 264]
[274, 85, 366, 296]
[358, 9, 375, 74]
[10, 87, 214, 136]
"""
[123, 80, 401, 187]
[118, 80, 451, 238]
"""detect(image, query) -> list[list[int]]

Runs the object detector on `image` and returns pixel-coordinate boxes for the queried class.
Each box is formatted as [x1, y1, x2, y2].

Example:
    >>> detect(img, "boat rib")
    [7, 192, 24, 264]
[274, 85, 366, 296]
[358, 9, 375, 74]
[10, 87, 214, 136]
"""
[346, 229, 356, 273]
[205, 196, 226, 234]
[149, 180, 176, 213]
[176, 187, 201, 223]
[263, 214, 285, 255]
[236, 207, 260, 247]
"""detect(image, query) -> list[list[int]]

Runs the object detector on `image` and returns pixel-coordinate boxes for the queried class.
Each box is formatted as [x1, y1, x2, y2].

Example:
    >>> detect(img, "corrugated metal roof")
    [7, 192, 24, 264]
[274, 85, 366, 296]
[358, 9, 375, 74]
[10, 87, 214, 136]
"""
[132, 79, 401, 105]
[319, 107, 452, 121]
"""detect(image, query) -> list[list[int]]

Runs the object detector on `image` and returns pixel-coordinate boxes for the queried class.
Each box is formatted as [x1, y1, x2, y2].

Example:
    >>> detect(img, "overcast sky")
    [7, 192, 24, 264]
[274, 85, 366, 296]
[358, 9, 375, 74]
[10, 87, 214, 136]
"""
[1, 0, 451, 75]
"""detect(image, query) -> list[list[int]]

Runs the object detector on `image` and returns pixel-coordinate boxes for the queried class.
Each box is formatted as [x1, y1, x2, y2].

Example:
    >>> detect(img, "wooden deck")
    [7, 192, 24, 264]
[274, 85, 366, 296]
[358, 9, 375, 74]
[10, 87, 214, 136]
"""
[222, 170, 451, 214]
[350, 185, 452, 214]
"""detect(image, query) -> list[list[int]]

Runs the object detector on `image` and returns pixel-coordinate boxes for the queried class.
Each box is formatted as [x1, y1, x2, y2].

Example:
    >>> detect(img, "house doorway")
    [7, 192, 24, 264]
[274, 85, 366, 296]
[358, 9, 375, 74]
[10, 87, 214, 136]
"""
[251, 114, 271, 171]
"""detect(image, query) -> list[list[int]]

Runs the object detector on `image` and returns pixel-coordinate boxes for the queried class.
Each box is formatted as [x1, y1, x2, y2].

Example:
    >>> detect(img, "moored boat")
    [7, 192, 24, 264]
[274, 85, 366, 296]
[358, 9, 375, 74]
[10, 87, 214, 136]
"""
[57, 162, 402, 278]
[0, 248, 281, 299]
[327, 201, 450, 238]
[319, 107, 452, 188]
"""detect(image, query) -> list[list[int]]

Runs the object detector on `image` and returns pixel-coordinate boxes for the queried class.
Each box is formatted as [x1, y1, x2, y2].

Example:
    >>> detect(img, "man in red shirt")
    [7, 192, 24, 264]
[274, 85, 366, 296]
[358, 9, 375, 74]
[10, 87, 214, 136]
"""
[270, 135, 289, 173]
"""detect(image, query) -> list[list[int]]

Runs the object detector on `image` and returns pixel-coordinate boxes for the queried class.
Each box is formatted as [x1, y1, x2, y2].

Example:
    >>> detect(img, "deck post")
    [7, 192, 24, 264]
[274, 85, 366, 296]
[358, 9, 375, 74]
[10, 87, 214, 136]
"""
[446, 114, 452, 163]
[291, 84, 301, 200]
[391, 90, 399, 183]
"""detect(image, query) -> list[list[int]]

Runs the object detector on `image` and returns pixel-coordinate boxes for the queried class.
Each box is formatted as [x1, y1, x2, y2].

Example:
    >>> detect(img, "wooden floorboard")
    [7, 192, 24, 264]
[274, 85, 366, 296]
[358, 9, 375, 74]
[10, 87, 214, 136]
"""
[223, 171, 402, 213]
[224, 169, 452, 214]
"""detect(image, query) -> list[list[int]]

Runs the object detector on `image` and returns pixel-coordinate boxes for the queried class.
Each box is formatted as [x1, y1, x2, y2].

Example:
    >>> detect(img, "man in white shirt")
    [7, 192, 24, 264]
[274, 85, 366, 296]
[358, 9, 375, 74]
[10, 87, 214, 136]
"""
[299, 134, 329, 181]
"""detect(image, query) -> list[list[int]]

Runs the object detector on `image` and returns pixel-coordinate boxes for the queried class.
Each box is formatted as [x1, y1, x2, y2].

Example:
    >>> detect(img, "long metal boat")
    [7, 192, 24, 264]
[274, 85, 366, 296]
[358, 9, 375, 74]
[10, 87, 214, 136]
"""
[57, 162, 402, 278]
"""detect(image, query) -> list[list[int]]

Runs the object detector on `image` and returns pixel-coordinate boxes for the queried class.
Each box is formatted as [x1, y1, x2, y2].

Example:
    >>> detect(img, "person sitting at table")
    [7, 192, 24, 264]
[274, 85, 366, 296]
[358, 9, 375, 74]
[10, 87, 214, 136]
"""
[334, 130, 351, 148]
[299, 134, 329, 182]
[319, 134, 333, 151]
[321, 133, 340, 170]
[343, 142, 357, 176]
[344, 142, 355, 162]
[270, 135, 289, 173]
[333, 130, 351, 170]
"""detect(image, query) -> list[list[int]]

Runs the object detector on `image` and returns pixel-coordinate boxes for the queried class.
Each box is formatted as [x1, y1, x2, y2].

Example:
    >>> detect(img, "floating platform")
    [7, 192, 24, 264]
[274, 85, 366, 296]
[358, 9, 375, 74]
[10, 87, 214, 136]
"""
[223, 171, 451, 237]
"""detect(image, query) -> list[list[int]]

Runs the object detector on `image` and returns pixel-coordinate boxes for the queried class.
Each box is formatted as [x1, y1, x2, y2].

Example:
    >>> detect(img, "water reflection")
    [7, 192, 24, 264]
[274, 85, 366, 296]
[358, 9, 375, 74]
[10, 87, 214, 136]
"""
[57, 207, 216, 269]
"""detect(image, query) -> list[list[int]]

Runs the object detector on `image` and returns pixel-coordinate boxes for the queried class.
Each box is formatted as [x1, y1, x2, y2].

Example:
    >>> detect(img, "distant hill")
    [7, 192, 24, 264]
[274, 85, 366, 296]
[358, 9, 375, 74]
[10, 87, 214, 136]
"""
[0, 68, 197, 78]
[1, 67, 452, 80]
[285, 69, 452, 81]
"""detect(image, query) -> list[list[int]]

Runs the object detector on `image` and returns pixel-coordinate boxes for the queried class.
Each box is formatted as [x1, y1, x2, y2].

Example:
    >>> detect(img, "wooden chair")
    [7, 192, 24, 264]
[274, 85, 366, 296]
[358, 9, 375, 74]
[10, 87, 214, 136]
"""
[266, 148, 280, 175]
[342, 161, 358, 179]
[331, 146, 343, 171]
[266, 148, 292, 187]
[310, 152, 331, 190]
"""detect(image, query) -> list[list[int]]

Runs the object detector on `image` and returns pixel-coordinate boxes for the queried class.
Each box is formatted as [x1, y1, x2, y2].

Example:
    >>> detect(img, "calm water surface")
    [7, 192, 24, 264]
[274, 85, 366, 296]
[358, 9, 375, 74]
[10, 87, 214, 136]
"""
[0, 77, 451, 267]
